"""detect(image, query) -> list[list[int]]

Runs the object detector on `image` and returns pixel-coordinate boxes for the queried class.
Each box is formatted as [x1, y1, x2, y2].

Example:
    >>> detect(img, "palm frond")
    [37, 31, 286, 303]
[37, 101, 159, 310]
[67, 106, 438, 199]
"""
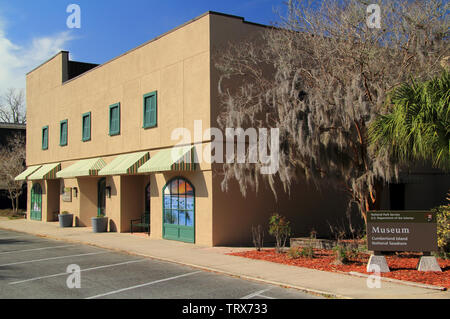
[369, 70, 450, 171]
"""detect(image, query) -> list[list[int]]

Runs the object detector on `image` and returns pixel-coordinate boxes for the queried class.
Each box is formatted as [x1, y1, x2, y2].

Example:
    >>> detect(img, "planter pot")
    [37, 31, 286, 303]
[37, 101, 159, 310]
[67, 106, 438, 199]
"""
[92, 217, 108, 233]
[58, 214, 73, 228]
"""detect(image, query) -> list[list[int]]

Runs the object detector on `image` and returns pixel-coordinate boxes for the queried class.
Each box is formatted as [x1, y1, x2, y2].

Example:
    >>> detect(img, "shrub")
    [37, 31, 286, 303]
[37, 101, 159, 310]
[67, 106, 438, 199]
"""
[300, 246, 315, 258]
[332, 244, 349, 265]
[300, 230, 317, 258]
[432, 203, 450, 255]
[433, 250, 450, 260]
[268, 213, 291, 253]
[60, 211, 69, 215]
[251, 224, 264, 251]
[287, 247, 301, 259]
[347, 247, 360, 259]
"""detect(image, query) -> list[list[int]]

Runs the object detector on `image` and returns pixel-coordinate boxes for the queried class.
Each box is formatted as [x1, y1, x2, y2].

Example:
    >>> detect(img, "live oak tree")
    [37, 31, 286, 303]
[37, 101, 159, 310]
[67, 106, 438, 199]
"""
[215, 0, 449, 225]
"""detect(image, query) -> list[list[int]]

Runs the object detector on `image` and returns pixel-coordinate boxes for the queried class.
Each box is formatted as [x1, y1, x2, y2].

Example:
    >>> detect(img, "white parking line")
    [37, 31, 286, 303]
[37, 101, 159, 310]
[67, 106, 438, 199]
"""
[257, 294, 275, 299]
[85, 271, 202, 299]
[0, 245, 77, 255]
[9, 259, 147, 285]
[240, 288, 272, 299]
[0, 251, 108, 267]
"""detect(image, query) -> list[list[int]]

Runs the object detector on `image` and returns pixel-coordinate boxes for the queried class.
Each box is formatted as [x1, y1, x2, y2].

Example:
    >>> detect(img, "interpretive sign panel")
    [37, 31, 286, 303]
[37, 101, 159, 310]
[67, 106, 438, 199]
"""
[367, 211, 437, 252]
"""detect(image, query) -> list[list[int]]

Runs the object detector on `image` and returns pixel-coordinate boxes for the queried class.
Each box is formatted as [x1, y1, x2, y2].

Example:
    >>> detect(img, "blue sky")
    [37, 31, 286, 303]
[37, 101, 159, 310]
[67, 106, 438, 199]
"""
[0, 0, 286, 92]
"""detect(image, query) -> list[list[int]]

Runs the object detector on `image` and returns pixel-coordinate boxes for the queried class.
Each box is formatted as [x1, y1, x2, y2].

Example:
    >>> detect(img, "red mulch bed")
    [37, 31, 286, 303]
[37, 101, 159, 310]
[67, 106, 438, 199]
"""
[227, 248, 450, 288]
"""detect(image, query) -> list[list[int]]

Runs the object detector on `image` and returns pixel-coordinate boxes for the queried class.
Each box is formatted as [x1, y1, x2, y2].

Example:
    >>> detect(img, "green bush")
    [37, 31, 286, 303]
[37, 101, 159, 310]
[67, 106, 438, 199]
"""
[332, 244, 349, 265]
[300, 246, 315, 258]
[432, 203, 450, 256]
[268, 213, 291, 253]
[287, 247, 301, 259]
[347, 247, 360, 259]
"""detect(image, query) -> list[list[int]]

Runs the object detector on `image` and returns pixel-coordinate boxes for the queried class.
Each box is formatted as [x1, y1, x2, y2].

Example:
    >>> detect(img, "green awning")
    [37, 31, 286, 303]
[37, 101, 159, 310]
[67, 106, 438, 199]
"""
[138, 146, 197, 173]
[98, 151, 149, 176]
[14, 165, 42, 181]
[56, 158, 107, 178]
[28, 163, 61, 180]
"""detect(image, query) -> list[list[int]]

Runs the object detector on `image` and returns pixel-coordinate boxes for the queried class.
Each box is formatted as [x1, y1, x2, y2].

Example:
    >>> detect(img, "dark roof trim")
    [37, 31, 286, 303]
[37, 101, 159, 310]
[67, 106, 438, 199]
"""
[208, 11, 270, 28]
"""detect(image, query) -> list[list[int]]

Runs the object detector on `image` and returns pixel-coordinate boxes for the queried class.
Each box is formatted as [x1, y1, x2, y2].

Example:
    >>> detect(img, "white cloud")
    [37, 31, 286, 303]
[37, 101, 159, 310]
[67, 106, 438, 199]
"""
[0, 17, 74, 93]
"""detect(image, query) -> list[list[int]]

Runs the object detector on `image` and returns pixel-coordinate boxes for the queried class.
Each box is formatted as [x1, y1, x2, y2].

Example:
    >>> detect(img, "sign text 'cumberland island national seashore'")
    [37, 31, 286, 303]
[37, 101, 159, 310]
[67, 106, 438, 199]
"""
[367, 211, 437, 252]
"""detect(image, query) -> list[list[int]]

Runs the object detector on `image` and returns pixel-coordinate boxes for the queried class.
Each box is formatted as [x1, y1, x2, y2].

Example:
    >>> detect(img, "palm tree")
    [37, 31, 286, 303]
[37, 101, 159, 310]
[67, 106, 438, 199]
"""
[369, 71, 450, 171]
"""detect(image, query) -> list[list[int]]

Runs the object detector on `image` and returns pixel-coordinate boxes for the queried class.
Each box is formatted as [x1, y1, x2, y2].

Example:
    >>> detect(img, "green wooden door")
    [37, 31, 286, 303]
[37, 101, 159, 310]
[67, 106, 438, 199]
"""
[97, 178, 106, 217]
[30, 183, 42, 221]
[163, 178, 195, 243]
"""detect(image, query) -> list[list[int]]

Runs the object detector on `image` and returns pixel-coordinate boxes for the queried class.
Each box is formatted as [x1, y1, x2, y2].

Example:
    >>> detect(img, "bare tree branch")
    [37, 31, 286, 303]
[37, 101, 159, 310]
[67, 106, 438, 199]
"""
[0, 133, 26, 213]
[0, 88, 26, 124]
[214, 0, 449, 224]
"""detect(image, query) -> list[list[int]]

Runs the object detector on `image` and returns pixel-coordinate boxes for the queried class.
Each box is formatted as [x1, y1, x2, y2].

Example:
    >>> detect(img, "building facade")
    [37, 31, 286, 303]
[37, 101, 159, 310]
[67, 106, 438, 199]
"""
[17, 11, 404, 246]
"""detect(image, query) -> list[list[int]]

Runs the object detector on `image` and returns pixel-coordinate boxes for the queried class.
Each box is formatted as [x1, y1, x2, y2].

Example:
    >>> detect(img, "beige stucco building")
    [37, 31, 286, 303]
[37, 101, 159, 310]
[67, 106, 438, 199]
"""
[15, 11, 361, 246]
[16, 11, 448, 246]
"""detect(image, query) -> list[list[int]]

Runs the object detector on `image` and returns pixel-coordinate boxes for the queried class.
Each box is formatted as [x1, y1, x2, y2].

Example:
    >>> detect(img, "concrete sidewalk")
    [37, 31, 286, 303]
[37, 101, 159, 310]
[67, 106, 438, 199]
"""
[0, 218, 448, 299]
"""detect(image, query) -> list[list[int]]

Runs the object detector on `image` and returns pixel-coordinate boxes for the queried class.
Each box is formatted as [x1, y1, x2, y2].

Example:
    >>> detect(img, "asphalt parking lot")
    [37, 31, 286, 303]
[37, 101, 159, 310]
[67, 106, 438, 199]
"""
[0, 229, 322, 299]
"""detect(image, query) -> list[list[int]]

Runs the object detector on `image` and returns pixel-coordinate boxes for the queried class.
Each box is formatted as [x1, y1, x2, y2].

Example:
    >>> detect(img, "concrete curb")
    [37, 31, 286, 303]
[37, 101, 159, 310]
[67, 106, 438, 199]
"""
[0, 225, 347, 299]
[347, 271, 447, 291]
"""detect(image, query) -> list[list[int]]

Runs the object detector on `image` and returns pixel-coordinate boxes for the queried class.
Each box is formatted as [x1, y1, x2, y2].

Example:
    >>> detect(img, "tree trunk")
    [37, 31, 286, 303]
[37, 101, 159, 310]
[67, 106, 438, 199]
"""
[8, 190, 16, 214]
[369, 179, 383, 211]
[15, 196, 19, 214]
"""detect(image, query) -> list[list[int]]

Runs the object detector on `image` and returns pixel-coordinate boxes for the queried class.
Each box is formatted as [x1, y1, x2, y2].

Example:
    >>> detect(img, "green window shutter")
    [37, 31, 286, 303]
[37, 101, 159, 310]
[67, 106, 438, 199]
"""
[143, 91, 157, 128]
[60, 120, 68, 146]
[82, 112, 91, 141]
[109, 103, 120, 136]
[42, 126, 48, 150]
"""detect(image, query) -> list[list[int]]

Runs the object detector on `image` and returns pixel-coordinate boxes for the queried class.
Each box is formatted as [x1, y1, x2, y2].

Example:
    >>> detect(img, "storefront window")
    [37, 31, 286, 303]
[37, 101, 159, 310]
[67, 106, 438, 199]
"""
[163, 178, 194, 227]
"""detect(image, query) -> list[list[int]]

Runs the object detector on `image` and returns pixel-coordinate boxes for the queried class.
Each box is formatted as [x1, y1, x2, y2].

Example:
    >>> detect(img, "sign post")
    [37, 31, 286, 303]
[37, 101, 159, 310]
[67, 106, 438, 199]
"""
[367, 210, 441, 272]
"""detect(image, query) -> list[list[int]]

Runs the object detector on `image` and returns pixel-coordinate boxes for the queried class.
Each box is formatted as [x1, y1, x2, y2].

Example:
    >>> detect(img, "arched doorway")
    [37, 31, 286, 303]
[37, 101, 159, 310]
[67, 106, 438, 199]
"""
[162, 177, 195, 243]
[30, 183, 42, 221]
[97, 178, 106, 217]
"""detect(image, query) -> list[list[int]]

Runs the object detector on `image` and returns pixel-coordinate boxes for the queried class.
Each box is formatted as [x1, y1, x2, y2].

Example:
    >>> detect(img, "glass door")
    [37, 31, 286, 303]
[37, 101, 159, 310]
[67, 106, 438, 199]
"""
[30, 183, 42, 221]
[97, 178, 106, 217]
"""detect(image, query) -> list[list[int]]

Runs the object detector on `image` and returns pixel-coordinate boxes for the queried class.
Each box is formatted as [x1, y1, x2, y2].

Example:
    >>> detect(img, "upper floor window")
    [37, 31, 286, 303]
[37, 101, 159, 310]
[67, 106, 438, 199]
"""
[109, 103, 120, 136]
[82, 112, 91, 142]
[42, 126, 49, 150]
[143, 91, 157, 129]
[60, 120, 68, 146]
